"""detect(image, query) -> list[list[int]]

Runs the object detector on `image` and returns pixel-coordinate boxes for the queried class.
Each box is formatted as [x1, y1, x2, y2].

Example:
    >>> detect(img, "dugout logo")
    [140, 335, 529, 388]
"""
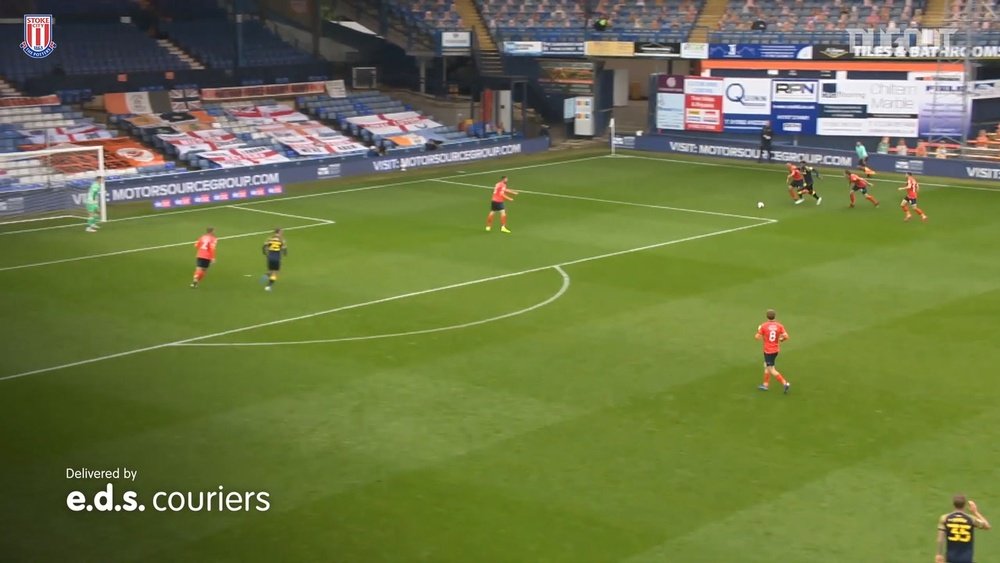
[21, 14, 56, 58]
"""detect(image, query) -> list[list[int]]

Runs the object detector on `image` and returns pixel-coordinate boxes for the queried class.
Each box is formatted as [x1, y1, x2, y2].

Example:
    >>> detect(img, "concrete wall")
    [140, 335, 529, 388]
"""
[599, 58, 693, 98]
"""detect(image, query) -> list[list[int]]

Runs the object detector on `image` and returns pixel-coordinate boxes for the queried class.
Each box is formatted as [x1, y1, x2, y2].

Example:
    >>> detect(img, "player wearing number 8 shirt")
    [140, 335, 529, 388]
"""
[755, 309, 790, 393]
[937, 494, 990, 563]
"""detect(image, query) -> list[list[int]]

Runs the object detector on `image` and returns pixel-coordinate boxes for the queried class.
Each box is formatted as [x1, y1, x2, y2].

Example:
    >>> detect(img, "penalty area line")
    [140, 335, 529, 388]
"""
[0, 221, 332, 273]
[227, 205, 335, 225]
[434, 179, 777, 223]
[0, 220, 774, 382]
[0, 154, 610, 236]
[178, 266, 571, 347]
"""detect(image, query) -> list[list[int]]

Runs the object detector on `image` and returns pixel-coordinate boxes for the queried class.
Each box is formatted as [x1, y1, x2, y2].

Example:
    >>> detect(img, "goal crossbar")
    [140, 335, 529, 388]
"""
[0, 145, 106, 224]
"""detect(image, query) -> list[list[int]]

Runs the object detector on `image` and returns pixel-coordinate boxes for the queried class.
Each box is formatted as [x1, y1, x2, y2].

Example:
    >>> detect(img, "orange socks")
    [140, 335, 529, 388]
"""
[866, 194, 879, 206]
[501, 215, 507, 226]
[762, 372, 771, 386]
[485, 214, 494, 227]
[773, 373, 788, 386]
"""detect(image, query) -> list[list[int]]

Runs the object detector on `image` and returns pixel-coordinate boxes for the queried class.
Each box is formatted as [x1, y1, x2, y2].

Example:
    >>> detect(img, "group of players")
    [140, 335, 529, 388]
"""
[188, 174, 521, 291]
[189, 163, 982, 562]
[191, 227, 287, 291]
[768, 159, 988, 562]
[783, 158, 928, 222]
[756, 312, 988, 562]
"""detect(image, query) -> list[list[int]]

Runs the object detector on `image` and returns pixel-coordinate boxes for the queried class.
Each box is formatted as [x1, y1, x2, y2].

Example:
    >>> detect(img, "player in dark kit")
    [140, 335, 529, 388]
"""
[937, 495, 990, 563]
[758, 122, 773, 163]
[261, 228, 287, 292]
[795, 159, 822, 205]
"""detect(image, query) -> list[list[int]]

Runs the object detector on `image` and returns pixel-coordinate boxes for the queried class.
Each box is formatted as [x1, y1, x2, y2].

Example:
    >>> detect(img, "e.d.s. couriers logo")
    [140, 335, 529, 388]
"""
[66, 467, 270, 513]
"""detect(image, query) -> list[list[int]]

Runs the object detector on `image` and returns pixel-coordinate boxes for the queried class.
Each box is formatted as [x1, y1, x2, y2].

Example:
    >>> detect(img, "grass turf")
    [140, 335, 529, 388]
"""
[2, 149, 999, 562]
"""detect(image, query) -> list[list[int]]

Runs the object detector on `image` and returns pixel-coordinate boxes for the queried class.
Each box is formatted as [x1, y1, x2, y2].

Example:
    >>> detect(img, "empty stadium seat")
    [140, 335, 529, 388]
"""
[385, 0, 465, 32]
[480, 0, 701, 42]
[162, 19, 320, 69]
[0, 23, 184, 82]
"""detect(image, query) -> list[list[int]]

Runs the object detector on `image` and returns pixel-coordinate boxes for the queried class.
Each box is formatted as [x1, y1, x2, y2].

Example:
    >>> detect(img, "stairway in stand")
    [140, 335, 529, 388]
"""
[688, 0, 729, 43]
[0, 77, 22, 97]
[453, 0, 504, 77]
[921, 0, 949, 28]
[157, 38, 205, 70]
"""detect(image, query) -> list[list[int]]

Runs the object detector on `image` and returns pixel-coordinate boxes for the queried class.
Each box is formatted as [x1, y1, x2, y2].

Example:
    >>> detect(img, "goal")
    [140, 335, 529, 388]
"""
[0, 145, 106, 226]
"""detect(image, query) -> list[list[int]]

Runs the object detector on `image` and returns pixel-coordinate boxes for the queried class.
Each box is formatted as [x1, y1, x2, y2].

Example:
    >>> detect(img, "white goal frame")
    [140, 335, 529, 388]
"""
[0, 144, 106, 225]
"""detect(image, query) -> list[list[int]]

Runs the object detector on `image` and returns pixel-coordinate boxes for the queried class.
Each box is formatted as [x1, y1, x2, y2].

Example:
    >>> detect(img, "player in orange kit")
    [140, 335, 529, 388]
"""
[898, 172, 928, 222]
[191, 227, 217, 288]
[755, 309, 790, 393]
[845, 169, 879, 208]
[485, 175, 518, 233]
[786, 163, 804, 202]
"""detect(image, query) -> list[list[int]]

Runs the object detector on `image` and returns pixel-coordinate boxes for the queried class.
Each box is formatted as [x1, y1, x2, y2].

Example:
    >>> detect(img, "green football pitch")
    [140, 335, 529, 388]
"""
[2, 149, 1000, 562]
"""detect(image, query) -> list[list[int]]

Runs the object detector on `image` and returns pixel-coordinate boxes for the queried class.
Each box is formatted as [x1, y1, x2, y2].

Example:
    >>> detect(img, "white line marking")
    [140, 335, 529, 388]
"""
[0, 214, 83, 227]
[434, 179, 777, 223]
[0, 155, 609, 236]
[0, 222, 330, 273]
[617, 153, 1000, 192]
[178, 265, 571, 347]
[0, 221, 773, 382]
[0, 204, 236, 236]
[227, 204, 335, 224]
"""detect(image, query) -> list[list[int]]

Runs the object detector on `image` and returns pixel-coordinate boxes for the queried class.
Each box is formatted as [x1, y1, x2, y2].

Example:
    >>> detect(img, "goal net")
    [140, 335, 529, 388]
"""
[0, 145, 106, 226]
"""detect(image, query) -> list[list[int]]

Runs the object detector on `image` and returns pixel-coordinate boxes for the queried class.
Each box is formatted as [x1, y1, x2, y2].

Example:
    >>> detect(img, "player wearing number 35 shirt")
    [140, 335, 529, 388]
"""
[937, 495, 990, 563]
[755, 309, 790, 393]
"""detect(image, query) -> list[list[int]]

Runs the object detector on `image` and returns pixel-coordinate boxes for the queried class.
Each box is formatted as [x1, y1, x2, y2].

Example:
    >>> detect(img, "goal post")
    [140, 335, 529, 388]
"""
[0, 145, 107, 226]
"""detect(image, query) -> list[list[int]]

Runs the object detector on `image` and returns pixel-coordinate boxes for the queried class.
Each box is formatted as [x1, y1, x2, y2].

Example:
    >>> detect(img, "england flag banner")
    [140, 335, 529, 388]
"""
[19, 125, 114, 144]
[157, 131, 244, 155]
[347, 112, 444, 135]
[201, 147, 290, 168]
[228, 105, 308, 122]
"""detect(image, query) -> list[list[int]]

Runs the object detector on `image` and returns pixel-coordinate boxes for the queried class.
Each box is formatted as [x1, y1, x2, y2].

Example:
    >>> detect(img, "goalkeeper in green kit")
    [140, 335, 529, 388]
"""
[85, 176, 102, 233]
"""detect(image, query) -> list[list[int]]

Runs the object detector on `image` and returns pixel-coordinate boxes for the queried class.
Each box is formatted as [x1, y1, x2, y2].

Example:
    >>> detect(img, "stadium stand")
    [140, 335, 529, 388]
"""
[149, 0, 228, 18]
[942, 0, 1000, 44]
[98, 88, 510, 172]
[161, 19, 320, 69]
[0, 101, 175, 194]
[300, 91, 512, 150]
[385, 0, 465, 32]
[34, 0, 138, 16]
[481, 0, 702, 42]
[946, 0, 1000, 29]
[710, 0, 929, 43]
[0, 22, 186, 83]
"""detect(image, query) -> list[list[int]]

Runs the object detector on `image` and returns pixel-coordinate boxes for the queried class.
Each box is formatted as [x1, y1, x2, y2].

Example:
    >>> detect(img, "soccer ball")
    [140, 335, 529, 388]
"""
[757, 201, 765, 209]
